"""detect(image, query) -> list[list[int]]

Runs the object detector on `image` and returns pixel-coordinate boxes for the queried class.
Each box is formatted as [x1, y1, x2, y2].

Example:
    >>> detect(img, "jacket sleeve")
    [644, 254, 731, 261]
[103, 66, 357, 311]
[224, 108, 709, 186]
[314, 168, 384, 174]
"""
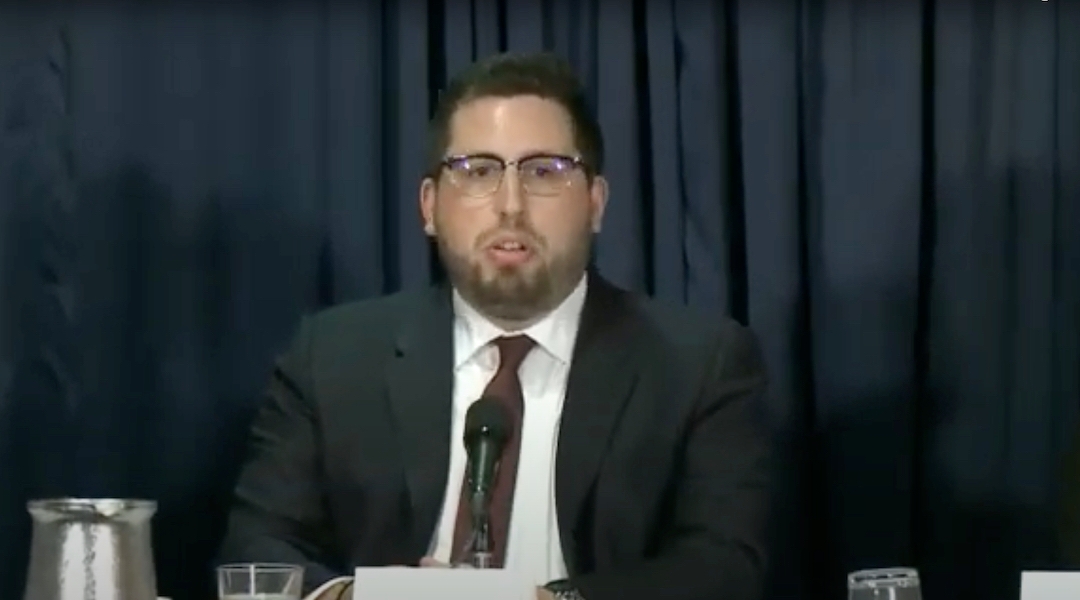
[216, 316, 343, 595]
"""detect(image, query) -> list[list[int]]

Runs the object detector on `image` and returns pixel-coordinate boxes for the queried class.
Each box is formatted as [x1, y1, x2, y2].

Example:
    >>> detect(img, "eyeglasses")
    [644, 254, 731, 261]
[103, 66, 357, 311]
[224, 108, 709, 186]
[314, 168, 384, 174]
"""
[438, 153, 587, 199]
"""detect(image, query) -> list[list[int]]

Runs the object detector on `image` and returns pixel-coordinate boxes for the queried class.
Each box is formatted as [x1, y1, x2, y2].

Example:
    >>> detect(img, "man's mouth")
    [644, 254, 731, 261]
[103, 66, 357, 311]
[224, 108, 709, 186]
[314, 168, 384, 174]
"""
[485, 236, 535, 267]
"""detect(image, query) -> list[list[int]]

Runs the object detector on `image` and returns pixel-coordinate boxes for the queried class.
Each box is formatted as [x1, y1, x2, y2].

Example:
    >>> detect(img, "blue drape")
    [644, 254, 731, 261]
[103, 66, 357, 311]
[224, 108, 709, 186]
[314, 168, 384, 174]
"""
[1, 2, 1078, 599]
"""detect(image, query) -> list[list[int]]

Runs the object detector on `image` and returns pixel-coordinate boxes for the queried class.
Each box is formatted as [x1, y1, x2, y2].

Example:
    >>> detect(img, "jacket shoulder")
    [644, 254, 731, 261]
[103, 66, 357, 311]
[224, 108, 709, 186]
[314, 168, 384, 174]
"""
[632, 293, 755, 353]
[294, 287, 436, 353]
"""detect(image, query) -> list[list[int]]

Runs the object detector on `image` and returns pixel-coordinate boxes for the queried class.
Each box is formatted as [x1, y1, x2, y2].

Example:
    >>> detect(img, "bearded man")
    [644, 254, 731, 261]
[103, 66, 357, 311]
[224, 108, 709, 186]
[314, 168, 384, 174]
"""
[217, 51, 775, 600]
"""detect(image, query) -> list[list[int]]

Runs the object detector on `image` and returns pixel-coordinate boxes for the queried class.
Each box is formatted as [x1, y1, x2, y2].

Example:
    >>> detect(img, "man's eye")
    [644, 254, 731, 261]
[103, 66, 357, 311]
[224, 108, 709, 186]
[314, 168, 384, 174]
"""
[467, 166, 494, 177]
[527, 161, 568, 177]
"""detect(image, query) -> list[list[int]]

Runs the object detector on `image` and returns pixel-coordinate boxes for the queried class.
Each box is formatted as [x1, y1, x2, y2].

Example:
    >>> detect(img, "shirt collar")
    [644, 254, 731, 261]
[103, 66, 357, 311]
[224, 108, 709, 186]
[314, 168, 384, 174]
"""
[452, 273, 588, 369]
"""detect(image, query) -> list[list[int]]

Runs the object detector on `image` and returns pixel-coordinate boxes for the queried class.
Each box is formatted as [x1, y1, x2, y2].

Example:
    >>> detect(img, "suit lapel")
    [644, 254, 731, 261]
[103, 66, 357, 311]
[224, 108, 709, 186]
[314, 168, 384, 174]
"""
[555, 273, 643, 573]
[385, 285, 455, 555]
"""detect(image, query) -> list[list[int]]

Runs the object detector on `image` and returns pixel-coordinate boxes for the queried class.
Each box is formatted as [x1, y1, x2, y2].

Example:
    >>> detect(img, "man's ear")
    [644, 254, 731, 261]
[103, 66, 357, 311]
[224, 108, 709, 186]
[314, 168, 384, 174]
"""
[420, 177, 437, 236]
[588, 175, 609, 233]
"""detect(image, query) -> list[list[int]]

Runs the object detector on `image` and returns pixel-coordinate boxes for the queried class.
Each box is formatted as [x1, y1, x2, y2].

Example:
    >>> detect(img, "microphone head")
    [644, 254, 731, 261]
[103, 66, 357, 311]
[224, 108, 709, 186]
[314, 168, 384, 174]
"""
[464, 396, 511, 451]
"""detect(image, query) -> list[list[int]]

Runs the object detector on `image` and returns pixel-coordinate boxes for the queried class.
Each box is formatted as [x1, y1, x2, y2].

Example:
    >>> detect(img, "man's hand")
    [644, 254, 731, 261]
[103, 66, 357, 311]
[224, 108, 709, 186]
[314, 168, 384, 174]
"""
[303, 579, 352, 600]
[535, 587, 556, 600]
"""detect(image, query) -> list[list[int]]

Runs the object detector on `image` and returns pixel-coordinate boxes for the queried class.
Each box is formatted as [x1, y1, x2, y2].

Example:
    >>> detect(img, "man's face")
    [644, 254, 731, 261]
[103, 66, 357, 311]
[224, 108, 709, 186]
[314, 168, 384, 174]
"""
[420, 95, 607, 324]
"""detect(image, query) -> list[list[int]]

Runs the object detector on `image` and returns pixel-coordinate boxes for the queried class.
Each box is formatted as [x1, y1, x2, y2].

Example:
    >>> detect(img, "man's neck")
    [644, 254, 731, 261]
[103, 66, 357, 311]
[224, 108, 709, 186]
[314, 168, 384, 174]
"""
[485, 312, 548, 334]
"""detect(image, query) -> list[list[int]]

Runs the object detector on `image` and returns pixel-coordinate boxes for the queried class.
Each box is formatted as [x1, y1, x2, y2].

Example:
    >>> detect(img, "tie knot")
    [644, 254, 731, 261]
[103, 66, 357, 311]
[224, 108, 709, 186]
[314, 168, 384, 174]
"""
[493, 335, 535, 372]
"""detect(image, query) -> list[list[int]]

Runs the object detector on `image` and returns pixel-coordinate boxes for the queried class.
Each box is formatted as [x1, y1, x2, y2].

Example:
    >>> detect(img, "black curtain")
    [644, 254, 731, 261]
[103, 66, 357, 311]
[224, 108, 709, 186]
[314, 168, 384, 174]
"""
[1, 2, 1078, 600]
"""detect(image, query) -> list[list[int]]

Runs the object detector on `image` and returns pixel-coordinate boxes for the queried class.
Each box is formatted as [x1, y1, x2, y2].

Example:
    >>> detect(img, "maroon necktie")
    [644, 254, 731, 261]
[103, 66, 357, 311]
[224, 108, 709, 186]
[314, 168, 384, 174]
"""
[450, 335, 536, 567]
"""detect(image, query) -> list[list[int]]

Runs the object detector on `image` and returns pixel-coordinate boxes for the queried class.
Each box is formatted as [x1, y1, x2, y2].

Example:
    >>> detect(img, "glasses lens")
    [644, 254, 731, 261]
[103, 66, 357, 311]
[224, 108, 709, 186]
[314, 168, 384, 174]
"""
[445, 156, 504, 197]
[518, 156, 578, 195]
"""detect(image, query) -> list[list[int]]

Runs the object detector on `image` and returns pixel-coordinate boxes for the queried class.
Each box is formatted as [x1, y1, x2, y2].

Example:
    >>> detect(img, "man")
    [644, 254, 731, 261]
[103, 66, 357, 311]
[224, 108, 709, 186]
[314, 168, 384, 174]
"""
[217, 51, 774, 600]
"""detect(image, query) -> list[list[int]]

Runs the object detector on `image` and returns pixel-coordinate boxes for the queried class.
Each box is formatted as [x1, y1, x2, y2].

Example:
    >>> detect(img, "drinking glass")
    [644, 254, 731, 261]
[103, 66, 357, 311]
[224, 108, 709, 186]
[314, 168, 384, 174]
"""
[848, 567, 922, 600]
[217, 563, 304, 600]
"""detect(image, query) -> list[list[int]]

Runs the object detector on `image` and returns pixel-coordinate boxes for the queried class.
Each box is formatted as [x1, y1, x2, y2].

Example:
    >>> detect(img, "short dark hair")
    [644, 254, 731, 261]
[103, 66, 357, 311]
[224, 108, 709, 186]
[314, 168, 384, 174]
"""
[426, 52, 604, 177]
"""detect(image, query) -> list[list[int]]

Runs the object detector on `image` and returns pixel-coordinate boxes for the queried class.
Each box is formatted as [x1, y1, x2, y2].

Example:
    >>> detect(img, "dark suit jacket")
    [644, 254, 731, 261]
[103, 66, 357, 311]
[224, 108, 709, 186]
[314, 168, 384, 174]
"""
[217, 272, 774, 600]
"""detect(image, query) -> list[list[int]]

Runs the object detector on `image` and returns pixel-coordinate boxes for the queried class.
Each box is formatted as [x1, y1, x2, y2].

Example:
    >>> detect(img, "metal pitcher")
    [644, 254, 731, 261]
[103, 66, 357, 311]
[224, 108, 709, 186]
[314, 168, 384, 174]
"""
[23, 498, 158, 600]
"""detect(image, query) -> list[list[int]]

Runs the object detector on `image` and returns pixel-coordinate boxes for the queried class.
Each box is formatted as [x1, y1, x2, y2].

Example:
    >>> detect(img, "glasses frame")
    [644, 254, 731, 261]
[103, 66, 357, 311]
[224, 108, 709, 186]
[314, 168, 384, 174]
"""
[437, 152, 589, 198]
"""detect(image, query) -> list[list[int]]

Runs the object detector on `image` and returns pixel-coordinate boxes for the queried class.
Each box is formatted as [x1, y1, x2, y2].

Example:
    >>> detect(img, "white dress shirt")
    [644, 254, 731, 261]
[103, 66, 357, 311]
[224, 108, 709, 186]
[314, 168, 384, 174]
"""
[305, 275, 586, 599]
[428, 274, 587, 586]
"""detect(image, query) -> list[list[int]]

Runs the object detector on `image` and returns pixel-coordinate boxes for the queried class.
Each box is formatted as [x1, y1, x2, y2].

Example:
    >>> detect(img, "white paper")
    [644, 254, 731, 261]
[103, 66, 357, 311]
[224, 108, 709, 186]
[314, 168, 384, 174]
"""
[1020, 571, 1080, 600]
[352, 567, 532, 600]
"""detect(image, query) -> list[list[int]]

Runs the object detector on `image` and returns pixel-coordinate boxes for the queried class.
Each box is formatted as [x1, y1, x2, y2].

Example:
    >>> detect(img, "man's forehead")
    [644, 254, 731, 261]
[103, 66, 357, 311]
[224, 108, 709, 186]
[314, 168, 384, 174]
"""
[446, 95, 576, 155]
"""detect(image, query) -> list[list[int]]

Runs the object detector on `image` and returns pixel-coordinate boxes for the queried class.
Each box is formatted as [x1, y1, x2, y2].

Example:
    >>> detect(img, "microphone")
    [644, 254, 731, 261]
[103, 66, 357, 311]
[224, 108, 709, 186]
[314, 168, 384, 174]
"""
[460, 396, 512, 568]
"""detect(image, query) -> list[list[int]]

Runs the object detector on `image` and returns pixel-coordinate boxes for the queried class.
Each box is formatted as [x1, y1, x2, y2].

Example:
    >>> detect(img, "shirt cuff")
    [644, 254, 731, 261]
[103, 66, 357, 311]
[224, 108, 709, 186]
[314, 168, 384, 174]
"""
[303, 576, 353, 600]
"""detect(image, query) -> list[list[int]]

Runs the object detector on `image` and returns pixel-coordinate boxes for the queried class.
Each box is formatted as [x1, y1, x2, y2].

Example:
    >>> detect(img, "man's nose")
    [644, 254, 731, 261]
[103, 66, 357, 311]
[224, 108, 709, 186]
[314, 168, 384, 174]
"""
[494, 167, 526, 216]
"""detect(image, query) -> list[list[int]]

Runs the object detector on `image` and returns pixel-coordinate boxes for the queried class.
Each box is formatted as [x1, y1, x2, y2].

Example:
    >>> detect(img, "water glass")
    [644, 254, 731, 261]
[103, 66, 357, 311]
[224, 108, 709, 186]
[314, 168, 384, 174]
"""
[217, 563, 304, 600]
[848, 567, 922, 600]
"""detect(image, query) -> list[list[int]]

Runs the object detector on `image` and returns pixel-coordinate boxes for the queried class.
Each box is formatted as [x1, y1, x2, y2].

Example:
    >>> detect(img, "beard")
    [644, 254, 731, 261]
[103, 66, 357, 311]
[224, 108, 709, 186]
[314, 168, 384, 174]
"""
[436, 219, 592, 324]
